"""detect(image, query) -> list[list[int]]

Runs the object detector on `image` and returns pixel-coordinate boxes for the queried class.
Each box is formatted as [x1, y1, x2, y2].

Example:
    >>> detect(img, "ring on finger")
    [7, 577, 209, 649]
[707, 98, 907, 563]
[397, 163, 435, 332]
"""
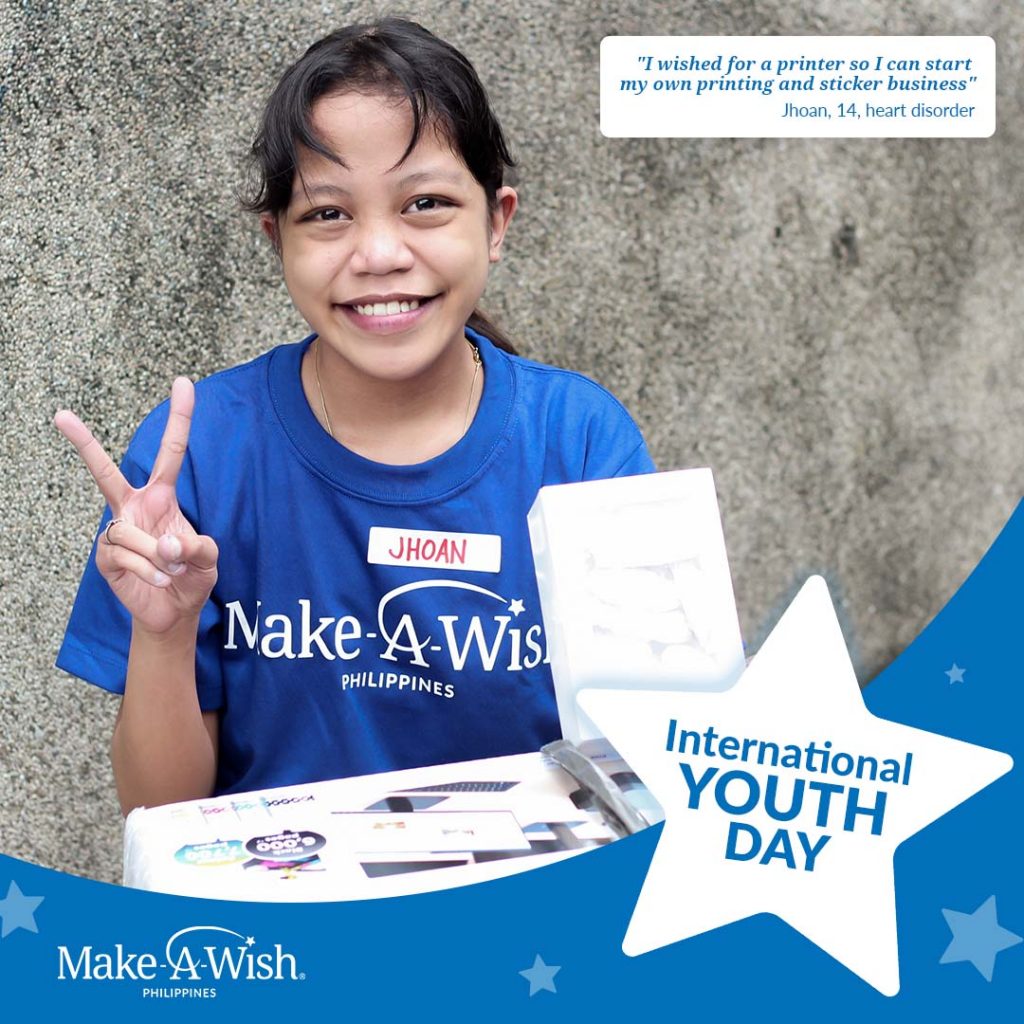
[103, 517, 125, 545]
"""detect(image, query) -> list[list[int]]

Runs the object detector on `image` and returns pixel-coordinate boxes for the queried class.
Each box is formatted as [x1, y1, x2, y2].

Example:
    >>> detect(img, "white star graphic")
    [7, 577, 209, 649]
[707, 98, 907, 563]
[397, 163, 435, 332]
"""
[508, 598, 526, 617]
[579, 576, 1013, 995]
[945, 663, 966, 684]
[246, 936, 255, 947]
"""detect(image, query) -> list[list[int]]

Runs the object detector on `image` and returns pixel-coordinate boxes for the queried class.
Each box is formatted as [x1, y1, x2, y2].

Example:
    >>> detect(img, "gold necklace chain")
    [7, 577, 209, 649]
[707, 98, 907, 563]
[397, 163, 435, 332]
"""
[313, 337, 482, 442]
[314, 336, 335, 440]
[462, 341, 483, 434]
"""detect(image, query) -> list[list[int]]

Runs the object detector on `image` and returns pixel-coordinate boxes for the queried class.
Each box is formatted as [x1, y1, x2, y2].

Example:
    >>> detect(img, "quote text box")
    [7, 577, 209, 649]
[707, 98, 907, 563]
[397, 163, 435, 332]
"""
[601, 36, 995, 138]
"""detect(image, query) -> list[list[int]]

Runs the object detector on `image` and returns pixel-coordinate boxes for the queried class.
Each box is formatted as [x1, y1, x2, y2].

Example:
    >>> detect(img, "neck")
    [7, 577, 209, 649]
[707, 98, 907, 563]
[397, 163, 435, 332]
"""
[302, 336, 483, 465]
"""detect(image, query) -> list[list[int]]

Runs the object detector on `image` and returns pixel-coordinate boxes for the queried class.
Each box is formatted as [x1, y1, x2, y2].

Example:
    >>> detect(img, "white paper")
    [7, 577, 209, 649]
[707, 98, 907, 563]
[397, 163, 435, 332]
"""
[330, 810, 531, 854]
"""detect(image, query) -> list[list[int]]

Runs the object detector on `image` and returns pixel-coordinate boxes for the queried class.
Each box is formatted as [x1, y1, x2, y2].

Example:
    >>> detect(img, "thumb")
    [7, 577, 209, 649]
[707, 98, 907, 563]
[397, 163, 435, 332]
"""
[159, 532, 219, 571]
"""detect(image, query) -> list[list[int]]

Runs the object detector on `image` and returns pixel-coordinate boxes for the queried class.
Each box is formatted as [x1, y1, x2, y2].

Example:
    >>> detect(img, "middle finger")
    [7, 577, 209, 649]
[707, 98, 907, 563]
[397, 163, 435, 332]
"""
[54, 410, 133, 511]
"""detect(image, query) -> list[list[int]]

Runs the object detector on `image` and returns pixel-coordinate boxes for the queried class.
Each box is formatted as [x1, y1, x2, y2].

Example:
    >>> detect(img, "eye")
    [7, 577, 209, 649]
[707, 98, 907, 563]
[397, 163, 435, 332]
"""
[301, 207, 348, 223]
[404, 196, 451, 214]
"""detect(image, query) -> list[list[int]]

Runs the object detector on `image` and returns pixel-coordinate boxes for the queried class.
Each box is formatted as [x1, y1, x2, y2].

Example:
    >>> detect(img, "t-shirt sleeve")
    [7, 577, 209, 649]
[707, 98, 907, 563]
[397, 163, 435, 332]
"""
[606, 436, 657, 478]
[579, 388, 657, 481]
[54, 404, 225, 712]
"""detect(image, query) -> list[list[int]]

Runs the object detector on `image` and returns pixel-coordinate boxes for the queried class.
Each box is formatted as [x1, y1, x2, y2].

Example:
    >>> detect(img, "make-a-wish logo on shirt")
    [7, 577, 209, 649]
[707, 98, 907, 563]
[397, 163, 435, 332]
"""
[222, 582, 547, 673]
[367, 527, 502, 573]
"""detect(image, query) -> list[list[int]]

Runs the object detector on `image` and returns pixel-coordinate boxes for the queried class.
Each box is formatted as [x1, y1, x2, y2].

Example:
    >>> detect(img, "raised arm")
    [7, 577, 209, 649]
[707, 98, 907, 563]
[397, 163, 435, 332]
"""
[55, 378, 221, 814]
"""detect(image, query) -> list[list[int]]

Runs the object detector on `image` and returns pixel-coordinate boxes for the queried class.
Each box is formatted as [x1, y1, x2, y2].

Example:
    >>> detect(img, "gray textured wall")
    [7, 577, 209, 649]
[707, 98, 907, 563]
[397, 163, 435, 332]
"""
[2, 1, 1021, 883]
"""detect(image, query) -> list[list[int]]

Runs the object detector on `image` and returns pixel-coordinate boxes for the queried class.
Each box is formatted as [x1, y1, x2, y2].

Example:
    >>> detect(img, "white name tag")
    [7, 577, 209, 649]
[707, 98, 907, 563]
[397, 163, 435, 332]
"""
[367, 527, 502, 573]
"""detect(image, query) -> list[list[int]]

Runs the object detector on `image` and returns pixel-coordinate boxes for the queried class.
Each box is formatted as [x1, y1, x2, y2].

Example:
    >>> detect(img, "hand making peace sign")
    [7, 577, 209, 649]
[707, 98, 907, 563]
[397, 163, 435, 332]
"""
[54, 378, 219, 636]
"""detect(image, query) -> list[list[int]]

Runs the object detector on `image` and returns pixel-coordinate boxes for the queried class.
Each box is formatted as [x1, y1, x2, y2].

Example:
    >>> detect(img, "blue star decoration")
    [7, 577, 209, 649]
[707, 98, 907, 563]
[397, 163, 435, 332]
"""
[0, 880, 44, 939]
[519, 954, 561, 996]
[940, 895, 1021, 981]
[945, 662, 966, 684]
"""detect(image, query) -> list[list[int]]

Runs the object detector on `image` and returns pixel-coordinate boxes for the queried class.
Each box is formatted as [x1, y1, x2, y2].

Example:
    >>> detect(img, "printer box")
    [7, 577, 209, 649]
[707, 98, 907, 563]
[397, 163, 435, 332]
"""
[122, 750, 645, 901]
[528, 468, 745, 743]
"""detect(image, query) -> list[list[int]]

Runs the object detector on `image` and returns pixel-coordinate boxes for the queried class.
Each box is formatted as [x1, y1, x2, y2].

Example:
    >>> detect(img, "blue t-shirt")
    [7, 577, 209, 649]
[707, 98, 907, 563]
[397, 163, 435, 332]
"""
[57, 329, 655, 795]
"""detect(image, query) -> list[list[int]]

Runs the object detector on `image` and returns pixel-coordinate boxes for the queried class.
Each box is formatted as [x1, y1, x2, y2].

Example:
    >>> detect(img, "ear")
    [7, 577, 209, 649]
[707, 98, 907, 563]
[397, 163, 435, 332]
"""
[487, 187, 518, 263]
[260, 212, 282, 257]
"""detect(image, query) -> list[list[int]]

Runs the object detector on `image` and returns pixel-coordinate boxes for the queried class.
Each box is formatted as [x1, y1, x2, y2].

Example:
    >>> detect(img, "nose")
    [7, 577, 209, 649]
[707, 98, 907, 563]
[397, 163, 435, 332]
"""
[349, 216, 414, 276]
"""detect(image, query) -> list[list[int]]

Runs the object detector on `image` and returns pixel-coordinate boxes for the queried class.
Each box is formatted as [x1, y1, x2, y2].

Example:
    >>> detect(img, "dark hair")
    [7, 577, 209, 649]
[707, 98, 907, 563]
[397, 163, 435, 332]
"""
[239, 17, 517, 353]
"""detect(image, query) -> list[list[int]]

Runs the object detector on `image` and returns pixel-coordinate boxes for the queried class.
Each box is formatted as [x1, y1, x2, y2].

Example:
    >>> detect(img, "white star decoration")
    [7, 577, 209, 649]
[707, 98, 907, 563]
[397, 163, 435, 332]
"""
[508, 598, 526, 617]
[579, 576, 1013, 995]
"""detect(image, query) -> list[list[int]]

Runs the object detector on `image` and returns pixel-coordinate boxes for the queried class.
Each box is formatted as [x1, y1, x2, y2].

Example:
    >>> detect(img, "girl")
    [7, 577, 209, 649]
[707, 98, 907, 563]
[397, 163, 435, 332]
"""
[55, 18, 654, 814]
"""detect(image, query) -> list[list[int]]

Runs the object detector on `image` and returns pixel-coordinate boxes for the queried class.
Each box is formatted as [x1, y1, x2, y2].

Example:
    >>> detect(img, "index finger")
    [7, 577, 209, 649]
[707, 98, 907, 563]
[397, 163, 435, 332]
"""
[150, 377, 195, 485]
[54, 409, 133, 511]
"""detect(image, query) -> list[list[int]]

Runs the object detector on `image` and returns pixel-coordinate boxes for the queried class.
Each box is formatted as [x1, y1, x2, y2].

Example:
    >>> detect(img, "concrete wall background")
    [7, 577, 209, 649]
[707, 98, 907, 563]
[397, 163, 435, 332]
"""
[1, 1, 1020, 883]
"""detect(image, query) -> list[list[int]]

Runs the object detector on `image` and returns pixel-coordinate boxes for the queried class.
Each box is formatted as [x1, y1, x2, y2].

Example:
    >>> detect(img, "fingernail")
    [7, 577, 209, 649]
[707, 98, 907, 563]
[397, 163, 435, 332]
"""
[154, 571, 170, 586]
[162, 534, 182, 560]
[167, 562, 185, 575]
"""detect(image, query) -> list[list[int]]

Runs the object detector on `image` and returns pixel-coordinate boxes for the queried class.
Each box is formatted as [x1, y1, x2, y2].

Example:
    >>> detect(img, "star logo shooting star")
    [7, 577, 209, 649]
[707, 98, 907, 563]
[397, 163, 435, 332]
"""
[0, 880, 44, 939]
[518, 954, 561, 996]
[945, 663, 966, 685]
[579, 576, 1013, 996]
[508, 598, 526, 617]
[940, 895, 1022, 981]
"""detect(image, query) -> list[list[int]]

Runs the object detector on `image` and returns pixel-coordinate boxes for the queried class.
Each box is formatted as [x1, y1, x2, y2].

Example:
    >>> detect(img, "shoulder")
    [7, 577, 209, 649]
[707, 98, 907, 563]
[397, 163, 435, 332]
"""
[125, 341, 297, 465]
[496, 343, 642, 434]
[480, 336, 654, 479]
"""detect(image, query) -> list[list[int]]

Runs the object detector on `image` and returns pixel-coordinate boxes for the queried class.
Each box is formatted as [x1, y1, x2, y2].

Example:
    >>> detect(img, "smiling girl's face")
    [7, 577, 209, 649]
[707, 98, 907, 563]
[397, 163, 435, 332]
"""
[263, 91, 516, 386]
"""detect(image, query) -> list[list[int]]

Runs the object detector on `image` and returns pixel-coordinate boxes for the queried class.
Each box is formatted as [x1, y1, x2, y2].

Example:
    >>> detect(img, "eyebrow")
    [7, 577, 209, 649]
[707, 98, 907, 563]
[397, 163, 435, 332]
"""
[395, 169, 468, 188]
[293, 168, 469, 202]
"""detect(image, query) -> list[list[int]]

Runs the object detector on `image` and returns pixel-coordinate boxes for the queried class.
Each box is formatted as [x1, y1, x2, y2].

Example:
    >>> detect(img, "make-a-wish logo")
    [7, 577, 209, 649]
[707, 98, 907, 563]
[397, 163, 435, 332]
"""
[57, 926, 304, 997]
[223, 581, 548, 673]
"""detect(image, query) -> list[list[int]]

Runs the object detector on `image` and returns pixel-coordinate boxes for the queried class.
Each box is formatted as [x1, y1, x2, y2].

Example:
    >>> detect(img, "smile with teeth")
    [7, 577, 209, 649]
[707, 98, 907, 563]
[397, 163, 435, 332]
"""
[352, 299, 422, 316]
